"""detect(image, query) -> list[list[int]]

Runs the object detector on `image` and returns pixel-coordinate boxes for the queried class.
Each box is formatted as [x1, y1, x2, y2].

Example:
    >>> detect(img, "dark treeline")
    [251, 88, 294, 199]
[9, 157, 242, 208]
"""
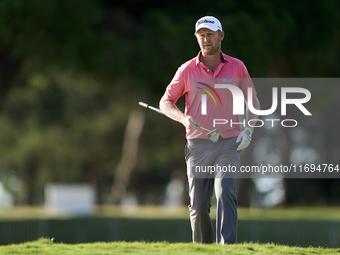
[0, 0, 339, 206]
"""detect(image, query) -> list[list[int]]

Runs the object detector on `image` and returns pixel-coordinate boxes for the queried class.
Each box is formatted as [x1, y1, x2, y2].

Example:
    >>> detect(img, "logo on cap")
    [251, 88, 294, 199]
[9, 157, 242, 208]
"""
[197, 19, 215, 26]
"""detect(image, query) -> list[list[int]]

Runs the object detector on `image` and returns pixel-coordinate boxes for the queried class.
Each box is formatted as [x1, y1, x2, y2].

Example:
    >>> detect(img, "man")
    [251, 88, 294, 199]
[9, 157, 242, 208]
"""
[159, 16, 260, 244]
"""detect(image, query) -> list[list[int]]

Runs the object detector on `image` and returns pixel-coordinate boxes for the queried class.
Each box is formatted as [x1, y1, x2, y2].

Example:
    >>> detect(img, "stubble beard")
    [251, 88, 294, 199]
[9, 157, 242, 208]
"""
[203, 46, 219, 56]
[201, 40, 220, 56]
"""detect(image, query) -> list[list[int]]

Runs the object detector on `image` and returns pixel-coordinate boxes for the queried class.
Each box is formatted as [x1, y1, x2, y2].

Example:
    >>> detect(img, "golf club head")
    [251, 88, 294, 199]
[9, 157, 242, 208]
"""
[206, 129, 220, 143]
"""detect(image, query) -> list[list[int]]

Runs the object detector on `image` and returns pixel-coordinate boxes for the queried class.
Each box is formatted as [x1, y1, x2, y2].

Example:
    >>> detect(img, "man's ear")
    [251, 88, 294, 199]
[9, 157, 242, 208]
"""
[220, 31, 225, 41]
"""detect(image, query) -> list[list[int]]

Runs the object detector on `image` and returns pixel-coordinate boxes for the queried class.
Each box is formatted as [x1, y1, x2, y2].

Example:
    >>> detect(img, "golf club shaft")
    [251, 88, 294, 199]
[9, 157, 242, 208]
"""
[138, 102, 213, 132]
[199, 126, 212, 132]
[139, 102, 165, 115]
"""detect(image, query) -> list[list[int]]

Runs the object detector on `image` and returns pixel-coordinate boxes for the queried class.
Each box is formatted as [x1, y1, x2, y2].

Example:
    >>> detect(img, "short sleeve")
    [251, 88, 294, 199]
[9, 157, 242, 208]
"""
[239, 63, 257, 101]
[162, 68, 186, 103]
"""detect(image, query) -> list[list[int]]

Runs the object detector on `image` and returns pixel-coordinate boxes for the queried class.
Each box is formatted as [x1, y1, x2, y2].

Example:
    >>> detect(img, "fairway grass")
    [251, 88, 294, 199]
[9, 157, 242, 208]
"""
[1, 205, 340, 221]
[0, 238, 339, 255]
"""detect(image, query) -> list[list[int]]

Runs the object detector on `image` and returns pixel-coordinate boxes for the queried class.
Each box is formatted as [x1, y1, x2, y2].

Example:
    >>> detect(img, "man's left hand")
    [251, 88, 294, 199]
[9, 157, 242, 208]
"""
[236, 127, 252, 151]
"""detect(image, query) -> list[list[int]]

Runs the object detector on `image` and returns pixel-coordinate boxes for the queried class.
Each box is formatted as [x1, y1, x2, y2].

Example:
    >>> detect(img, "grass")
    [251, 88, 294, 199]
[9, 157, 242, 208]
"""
[0, 238, 339, 255]
[1, 205, 340, 221]
[0, 206, 339, 253]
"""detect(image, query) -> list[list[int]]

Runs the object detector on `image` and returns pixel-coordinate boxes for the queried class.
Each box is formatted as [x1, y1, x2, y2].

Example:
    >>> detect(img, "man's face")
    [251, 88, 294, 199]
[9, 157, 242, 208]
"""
[195, 28, 224, 56]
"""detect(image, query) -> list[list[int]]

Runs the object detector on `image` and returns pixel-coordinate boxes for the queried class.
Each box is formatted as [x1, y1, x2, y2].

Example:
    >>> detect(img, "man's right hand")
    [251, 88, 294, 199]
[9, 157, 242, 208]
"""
[159, 99, 200, 131]
[183, 116, 200, 131]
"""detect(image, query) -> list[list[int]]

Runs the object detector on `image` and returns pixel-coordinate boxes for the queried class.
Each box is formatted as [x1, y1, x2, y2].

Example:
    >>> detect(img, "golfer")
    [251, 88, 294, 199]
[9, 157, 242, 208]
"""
[159, 16, 260, 244]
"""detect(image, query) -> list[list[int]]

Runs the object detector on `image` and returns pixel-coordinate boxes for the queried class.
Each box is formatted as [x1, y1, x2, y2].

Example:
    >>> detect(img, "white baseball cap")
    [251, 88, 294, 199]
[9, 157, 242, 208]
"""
[195, 16, 223, 33]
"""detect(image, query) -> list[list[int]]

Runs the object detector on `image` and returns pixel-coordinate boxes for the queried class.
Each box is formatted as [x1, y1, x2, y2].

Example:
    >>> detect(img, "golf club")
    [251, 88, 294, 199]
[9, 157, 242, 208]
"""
[139, 102, 220, 143]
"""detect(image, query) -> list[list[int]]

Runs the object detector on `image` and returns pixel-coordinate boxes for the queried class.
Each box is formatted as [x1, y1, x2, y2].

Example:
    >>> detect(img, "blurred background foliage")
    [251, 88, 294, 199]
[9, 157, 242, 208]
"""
[0, 0, 339, 207]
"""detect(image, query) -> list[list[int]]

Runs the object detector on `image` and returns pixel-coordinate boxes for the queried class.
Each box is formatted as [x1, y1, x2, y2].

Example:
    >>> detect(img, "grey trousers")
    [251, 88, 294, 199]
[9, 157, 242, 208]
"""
[185, 136, 240, 244]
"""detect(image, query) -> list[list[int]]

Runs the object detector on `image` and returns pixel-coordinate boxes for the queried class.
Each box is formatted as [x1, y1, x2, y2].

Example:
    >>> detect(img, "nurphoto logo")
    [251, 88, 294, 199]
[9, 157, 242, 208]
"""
[197, 79, 312, 128]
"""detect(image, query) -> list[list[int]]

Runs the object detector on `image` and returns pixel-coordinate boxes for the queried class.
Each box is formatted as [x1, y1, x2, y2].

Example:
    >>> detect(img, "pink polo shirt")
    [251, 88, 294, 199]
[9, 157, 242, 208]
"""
[163, 51, 256, 140]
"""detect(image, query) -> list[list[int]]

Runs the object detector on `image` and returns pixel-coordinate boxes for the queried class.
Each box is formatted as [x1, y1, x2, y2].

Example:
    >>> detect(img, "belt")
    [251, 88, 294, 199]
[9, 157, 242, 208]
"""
[187, 136, 225, 144]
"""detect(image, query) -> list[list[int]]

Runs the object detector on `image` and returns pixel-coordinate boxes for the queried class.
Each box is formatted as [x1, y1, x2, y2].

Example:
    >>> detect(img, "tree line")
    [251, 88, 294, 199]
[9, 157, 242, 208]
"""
[0, 0, 339, 206]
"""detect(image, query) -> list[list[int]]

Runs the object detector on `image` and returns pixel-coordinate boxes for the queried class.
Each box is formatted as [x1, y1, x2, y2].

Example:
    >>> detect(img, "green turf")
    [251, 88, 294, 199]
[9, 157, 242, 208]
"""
[0, 238, 339, 255]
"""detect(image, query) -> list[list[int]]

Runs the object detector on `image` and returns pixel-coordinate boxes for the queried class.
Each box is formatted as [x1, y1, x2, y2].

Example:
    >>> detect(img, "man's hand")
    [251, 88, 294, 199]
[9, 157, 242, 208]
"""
[159, 98, 200, 131]
[183, 116, 200, 130]
[236, 127, 252, 151]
